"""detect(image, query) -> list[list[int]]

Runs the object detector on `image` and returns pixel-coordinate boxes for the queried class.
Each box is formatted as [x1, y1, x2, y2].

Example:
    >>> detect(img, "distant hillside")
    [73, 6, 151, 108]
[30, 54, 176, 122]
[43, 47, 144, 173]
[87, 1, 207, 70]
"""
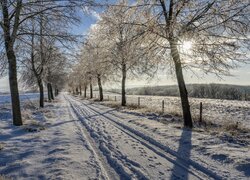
[107, 84, 250, 100]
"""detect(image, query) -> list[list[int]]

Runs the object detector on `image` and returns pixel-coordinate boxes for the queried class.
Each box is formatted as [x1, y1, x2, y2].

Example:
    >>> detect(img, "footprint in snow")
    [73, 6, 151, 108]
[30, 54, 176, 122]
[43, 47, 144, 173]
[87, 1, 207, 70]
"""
[211, 154, 232, 163]
[236, 163, 250, 176]
[48, 148, 66, 155]
[159, 171, 164, 175]
[155, 162, 162, 166]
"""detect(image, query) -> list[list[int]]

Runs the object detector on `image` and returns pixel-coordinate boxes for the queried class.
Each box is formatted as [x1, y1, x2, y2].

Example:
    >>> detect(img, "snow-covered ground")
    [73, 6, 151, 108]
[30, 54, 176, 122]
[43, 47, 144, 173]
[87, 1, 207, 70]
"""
[0, 96, 113, 179]
[0, 93, 249, 179]
[95, 92, 250, 129]
[0, 93, 41, 104]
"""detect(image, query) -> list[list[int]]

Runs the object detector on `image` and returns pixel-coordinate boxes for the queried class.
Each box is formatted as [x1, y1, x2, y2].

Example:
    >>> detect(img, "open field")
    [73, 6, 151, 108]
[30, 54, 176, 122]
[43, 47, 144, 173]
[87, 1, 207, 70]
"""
[91, 91, 250, 129]
[0, 93, 40, 104]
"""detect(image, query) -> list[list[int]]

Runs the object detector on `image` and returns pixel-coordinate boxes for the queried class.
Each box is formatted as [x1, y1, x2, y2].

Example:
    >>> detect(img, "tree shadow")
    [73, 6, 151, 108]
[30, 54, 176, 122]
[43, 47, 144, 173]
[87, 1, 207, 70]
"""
[0, 109, 12, 121]
[170, 128, 192, 180]
[50, 120, 77, 128]
[81, 109, 117, 119]
[75, 99, 221, 179]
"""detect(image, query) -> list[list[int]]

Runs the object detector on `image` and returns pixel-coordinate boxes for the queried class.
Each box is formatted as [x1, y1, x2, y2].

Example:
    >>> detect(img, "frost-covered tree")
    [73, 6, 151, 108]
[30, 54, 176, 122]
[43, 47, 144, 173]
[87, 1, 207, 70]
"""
[21, 39, 68, 106]
[134, 0, 250, 128]
[68, 63, 90, 97]
[97, 1, 158, 106]
[0, 0, 93, 125]
[80, 24, 114, 101]
[19, 3, 79, 107]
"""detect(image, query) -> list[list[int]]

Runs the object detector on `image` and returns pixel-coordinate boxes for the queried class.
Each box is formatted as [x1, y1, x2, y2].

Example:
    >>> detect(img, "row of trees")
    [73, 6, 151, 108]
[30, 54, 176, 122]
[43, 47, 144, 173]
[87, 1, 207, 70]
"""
[0, 0, 95, 126]
[69, 0, 250, 128]
[123, 84, 247, 101]
[1, 0, 249, 128]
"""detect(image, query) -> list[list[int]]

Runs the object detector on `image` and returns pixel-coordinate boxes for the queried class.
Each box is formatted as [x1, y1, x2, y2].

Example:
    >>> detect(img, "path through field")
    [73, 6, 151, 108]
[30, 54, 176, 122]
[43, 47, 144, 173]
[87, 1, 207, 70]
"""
[1, 94, 249, 179]
[64, 94, 249, 180]
[66, 95, 209, 180]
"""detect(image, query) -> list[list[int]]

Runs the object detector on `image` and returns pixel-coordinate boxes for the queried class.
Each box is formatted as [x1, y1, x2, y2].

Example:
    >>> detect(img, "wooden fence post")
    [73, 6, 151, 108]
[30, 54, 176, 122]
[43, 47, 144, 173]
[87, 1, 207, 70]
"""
[199, 102, 203, 123]
[138, 97, 140, 107]
[115, 96, 116, 101]
[162, 100, 164, 113]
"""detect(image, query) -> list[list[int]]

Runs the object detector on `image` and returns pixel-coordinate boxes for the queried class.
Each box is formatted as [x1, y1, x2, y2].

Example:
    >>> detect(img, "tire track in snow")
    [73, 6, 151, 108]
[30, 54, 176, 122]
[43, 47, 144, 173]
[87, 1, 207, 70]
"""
[69, 97, 194, 179]
[76, 102, 151, 179]
[65, 96, 118, 180]
[69, 95, 223, 180]
[67, 96, 148, 179]
[80, 99, 241, 179]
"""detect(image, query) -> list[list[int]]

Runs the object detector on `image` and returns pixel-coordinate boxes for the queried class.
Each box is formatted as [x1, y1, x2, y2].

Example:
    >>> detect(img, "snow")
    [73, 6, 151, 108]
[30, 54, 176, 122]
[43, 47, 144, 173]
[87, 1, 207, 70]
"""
[68, 94, 250, 179]
[0, 96, 110, 179]
[0, 93, 249, 179]
[0, 93, 41, 104]
[98, 93, 250, 129]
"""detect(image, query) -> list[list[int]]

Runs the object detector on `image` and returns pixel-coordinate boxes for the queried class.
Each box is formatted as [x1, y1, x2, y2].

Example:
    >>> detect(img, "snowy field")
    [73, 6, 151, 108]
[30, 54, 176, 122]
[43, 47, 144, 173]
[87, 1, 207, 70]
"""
[0, 93, 249, 179]
[95, 92, 250, 129]
[0, 93, 40, 104]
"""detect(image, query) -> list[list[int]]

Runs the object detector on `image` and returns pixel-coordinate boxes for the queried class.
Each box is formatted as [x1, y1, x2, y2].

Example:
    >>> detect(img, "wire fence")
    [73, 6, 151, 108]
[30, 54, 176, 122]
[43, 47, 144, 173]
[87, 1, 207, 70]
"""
[85, 92, 250, 128]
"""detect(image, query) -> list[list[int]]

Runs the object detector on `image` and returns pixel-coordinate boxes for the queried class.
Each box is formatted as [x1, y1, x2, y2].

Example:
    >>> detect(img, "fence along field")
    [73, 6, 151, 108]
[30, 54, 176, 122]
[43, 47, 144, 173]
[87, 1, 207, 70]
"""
[83, 92, 250, 130]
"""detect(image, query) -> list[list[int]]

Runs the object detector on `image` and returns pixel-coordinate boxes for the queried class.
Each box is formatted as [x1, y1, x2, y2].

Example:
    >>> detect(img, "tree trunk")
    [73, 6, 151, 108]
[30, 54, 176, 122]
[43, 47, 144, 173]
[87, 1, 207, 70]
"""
[170, 40, 193, 128]
[97, 74, 103, 101]
[31, 20, 44, 108]
[79, 85, 82, 96]
[121, 63, 126, 106]
[50, 84, 54, 100]
[54, 85, 58, 97]
[76, 87, 78, 95]
[47, 83, 51, 102]
[38, 79, 44, 108]
[7, 49, 23, 126]
[1, 0, 23, 126]
[84, 86, 87, 98]
[90, 77, 93, 98]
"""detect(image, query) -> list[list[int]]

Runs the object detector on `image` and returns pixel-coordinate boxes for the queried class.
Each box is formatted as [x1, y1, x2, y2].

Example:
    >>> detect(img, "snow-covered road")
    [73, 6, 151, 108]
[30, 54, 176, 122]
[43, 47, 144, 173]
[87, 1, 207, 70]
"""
[1, 94, 249, 179]
[66, 96, 206, 179]
[0, 96, 113, 179]
[65, 94, 247, 180]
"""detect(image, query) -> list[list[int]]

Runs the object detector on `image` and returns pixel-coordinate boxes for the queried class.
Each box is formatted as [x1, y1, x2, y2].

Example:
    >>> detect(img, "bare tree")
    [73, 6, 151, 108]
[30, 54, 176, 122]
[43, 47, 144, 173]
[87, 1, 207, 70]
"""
[133, 0, 250, 128]
[0, 0, 93, 125]
[67, 64, 89, 97]
[97, 1, 155, 106]
[0, 0, 23, 125]
[80, 25, 113, 101]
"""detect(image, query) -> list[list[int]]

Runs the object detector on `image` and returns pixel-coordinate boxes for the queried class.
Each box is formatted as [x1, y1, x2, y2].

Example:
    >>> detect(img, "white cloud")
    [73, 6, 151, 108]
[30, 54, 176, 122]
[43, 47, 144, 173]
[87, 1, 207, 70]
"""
[82, 6, 101, 20]
[90, 10, 101, 20]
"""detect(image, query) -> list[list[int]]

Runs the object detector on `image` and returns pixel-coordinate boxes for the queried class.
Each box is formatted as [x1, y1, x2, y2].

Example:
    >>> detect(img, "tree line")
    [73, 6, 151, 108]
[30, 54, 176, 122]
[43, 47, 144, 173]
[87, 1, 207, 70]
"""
[112, 84, 250, 101]
[0, 0, 95, 126]
[1, 0, 249, 129]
